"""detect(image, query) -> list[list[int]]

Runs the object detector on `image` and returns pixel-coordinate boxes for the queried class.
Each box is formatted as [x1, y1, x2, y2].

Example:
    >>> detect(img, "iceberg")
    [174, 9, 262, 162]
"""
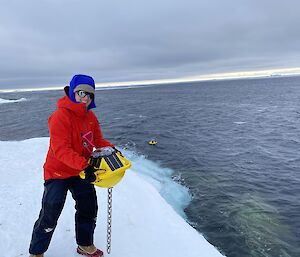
[0, 138, 224, 257]
[0, 97, 27, 104]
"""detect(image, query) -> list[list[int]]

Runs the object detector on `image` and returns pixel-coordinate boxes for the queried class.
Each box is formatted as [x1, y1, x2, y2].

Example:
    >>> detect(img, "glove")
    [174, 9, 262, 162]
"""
[83, 164, 97, 183]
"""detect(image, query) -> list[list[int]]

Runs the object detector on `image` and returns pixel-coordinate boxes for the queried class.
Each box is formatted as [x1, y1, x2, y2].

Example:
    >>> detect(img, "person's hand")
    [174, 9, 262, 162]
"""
[83, 164, 97, 183]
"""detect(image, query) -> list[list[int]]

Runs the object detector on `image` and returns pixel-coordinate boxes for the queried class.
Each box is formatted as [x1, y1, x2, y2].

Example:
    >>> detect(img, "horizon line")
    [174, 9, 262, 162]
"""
[1, 67, 300, 93]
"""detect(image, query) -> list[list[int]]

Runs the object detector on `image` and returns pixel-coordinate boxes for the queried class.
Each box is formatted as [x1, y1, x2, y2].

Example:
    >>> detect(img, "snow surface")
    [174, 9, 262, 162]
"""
[0, 97, 27, 104]
[0, 138, 224, 257]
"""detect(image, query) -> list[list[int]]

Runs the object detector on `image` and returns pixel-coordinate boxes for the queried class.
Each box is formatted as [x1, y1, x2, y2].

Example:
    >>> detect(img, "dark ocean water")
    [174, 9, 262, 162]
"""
[1, 76, 300, 257]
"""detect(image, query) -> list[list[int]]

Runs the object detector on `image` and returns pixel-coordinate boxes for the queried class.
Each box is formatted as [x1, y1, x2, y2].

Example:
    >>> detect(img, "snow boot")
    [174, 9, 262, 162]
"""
[77, 245, 104, 257]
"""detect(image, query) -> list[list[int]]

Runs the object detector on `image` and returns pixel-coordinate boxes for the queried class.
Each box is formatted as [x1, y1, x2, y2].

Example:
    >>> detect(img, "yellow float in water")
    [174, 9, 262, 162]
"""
[80, 151, 131, 188]
[148, 140, 157, 145]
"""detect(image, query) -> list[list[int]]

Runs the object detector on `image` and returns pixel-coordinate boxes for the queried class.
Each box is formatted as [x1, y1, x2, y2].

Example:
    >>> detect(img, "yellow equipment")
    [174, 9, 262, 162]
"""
[80, 150, 131, 188]
[79, 148, 131, 254]
[148, 140, 157, 145]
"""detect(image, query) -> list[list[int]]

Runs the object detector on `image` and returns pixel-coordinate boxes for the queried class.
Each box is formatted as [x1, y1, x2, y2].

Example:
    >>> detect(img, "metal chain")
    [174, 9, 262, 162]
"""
[107, 187, 113, 254]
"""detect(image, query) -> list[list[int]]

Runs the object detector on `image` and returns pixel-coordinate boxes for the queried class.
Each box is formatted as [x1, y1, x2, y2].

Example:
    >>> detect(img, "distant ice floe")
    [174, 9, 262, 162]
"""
[0, 97, 27, 104]
[234, 121, 247, 125]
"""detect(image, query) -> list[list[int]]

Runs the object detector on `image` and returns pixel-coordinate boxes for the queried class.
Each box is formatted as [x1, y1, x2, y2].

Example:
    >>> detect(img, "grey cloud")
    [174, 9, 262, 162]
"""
[0, 0, 300, 89]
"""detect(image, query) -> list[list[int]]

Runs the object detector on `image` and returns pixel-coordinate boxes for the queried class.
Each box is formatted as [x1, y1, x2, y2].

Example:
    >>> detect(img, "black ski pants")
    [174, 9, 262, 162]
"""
[29, 176, 98, 255]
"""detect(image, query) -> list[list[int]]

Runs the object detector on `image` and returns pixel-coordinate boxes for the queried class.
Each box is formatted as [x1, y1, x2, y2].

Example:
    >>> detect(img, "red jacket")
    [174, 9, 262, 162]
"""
[43, 95, 113, 180]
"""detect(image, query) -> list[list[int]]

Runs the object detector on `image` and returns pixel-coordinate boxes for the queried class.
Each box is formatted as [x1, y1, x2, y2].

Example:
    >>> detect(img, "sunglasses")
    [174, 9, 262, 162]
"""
[75, 90, 94, 99]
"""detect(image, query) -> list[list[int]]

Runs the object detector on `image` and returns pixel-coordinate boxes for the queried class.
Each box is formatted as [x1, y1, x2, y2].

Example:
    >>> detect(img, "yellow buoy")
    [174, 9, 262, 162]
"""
[80, 151, 131, 188]
[148, 140, 157, 145]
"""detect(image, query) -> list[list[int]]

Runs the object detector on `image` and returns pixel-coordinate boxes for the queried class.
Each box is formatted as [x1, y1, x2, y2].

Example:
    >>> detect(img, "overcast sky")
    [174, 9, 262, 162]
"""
[1, 0, 300, 89]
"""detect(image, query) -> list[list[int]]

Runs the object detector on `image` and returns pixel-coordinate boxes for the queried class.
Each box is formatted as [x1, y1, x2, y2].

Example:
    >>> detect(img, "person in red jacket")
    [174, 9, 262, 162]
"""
[29, 74, 113, 257]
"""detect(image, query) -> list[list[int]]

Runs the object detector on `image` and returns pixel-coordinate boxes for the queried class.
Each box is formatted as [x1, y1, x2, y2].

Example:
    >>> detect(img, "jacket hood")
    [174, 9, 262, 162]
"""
[57, 87, 90, 116]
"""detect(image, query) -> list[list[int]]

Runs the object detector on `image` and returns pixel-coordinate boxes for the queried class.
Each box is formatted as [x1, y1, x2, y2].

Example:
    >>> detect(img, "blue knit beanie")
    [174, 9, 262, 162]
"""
[69, 74, 96, 109]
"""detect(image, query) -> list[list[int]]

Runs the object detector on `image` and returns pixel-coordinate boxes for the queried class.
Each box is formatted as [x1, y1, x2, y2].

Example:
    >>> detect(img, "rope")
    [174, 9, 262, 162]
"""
[107, 187, 113, 254]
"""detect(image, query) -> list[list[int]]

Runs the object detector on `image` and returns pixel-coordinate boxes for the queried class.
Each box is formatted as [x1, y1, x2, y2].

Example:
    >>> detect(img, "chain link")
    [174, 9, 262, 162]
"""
[107, 187, 113, 254]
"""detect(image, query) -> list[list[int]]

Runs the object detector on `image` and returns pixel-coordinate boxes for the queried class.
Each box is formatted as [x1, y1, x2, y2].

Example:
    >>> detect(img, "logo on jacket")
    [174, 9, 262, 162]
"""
[82, 131, 95, 153]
